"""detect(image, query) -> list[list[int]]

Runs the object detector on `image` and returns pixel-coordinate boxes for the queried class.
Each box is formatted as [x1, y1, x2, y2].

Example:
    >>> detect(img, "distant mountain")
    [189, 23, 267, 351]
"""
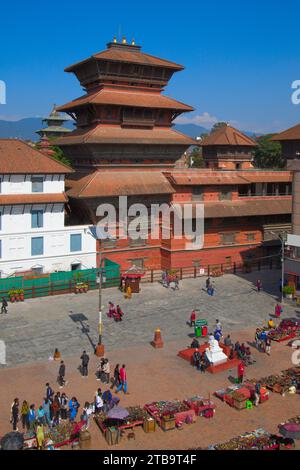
[0, 118, 74, 141]
[0, 117, 259, 141]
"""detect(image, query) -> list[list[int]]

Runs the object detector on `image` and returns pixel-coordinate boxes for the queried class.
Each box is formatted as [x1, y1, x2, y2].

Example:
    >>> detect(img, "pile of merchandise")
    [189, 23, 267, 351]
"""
[183, 396, 215, 417]
[252, 366, 300, 395]
[43, 421, 79, 448]
[145, 400, 195, 429]
[208, 429, 279, 450]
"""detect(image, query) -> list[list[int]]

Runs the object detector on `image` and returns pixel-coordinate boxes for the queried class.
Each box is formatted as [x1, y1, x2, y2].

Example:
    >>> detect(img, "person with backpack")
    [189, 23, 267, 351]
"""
[80, 350, 89, 377]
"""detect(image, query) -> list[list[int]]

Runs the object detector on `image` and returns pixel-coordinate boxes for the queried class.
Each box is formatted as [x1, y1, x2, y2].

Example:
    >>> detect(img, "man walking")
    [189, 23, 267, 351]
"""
[1, 297, 8, 314]
[80, 350, 90, 377]
[116, 364, 128, 394]
[237, 361, 245, 384]
[265, 337, 272, 356]
[58, 360, 66, 388]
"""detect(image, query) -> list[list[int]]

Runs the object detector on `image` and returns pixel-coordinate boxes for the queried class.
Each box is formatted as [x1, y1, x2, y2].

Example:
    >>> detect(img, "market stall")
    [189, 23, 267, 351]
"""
[120, 266, 145, 294]
[94, 406, 149, 445]
[144, 400, 196, 430]
[23, 421, 84, 450]
[214, 382, 269, 410]
[183, 395, 216, 417]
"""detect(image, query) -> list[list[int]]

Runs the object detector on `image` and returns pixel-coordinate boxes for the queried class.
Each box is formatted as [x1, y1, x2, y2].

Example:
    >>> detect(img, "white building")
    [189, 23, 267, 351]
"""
[0, 140, 96, 277]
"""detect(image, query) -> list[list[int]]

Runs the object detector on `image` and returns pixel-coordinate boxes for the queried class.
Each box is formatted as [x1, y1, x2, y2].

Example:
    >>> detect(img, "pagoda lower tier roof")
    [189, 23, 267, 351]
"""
[0, 193, 68, 205]
[169, 170, 292, 185]
[180, 198, 292, 218]
[55, 126, 195, 146]
[66, 170, 174, 198]
[57, 89, 194, 112]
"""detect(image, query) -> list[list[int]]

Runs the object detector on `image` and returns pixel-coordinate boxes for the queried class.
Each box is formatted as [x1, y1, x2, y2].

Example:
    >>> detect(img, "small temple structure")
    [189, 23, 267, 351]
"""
[54, 38, 293, 271]
[36, 105, 71, 139]
[200, 124, 256, 170]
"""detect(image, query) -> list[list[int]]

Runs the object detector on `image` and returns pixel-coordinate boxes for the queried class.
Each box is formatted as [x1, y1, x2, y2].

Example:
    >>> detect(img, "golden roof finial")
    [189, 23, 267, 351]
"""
[113, 36, 117, 43]
[131, 38, 135, 45]
[122, 36, 127, 44]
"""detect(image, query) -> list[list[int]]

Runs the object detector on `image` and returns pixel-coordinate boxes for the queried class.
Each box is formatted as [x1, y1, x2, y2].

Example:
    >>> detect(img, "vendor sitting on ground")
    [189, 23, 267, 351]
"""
[224, 334, 232, 346]
[190, 338, 200, 349]
[267, 317, 276, 329]
[192, 349, 201, 370]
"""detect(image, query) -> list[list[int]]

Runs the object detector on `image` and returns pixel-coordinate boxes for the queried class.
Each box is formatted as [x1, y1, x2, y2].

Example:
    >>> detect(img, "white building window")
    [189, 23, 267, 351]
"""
[31, 176, 44, 193]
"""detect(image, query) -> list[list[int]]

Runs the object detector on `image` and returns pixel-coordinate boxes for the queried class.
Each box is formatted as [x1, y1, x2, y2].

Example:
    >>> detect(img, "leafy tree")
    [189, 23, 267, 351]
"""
[189, 146, 205, 168]
[211, 122, 227, 133]
[253, 134, 284, 169]
[49, 145, 72, 167]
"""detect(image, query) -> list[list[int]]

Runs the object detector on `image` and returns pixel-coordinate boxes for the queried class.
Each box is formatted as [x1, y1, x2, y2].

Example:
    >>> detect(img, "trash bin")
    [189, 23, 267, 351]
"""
[195, 326, 202, 337]
[201, 325, 208, 337]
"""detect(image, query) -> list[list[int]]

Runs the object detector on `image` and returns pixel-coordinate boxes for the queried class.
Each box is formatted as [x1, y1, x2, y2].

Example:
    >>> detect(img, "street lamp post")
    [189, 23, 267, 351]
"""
[95, 250, 106, 357]
[270, 231, 286, 303]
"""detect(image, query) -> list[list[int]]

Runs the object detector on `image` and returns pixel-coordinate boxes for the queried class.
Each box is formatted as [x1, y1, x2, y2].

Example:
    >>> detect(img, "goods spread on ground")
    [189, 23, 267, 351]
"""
[268, 319, 300, 342]
[207, 428, 280, 450]
[249, 366, 300, 395]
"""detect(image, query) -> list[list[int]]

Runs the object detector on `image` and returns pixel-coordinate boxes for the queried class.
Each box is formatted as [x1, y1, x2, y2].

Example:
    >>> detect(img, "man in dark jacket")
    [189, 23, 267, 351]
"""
[45, 383, 54, 402]
[1, 297, 8, 314]
[80, 350, 90, 377]
[58, 360, 66, 387]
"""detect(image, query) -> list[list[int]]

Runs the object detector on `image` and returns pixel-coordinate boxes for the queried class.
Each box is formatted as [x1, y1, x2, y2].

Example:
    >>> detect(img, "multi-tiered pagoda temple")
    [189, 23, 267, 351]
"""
[36, 105, 71, 139]
[55, 38, 195, 167]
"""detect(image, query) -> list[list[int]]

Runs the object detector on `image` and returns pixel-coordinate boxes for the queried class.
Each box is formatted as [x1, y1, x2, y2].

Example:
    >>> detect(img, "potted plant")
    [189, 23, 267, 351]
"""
[8, 289, 16, 302]
[19, 289, 25, 301]
[283, 285, 294, 299]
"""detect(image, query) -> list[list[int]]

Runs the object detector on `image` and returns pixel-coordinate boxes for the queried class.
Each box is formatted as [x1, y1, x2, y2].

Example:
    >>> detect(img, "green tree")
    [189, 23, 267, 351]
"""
[189, 146, 205, 168]
[211, 122, 227, 133]
[253, 134, 284, 169]
[49, 145, 72, 167]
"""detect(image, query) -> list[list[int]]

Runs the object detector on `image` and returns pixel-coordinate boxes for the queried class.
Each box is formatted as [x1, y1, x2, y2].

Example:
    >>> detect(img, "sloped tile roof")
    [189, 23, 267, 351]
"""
[66, 170, 174, 198]
[55, 126, 195, 146]
[57, 89, 193, 112]
[0, 139, 73, 174]
[272, 123, 300, 141]
[200, 125, 257, 147]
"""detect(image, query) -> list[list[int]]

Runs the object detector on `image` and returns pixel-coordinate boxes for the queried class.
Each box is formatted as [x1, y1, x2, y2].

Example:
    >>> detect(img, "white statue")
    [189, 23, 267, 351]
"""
[205, 335, 227, 366]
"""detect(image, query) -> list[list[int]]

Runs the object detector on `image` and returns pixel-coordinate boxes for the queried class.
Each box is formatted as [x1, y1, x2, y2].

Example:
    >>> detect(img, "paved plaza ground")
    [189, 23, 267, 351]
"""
[0, 269, 300, 449]
[0, 268, 298, 367]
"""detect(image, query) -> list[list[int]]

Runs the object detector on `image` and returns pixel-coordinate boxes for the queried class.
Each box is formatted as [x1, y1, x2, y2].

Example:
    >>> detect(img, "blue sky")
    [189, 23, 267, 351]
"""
[0, 0, 299, 133]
